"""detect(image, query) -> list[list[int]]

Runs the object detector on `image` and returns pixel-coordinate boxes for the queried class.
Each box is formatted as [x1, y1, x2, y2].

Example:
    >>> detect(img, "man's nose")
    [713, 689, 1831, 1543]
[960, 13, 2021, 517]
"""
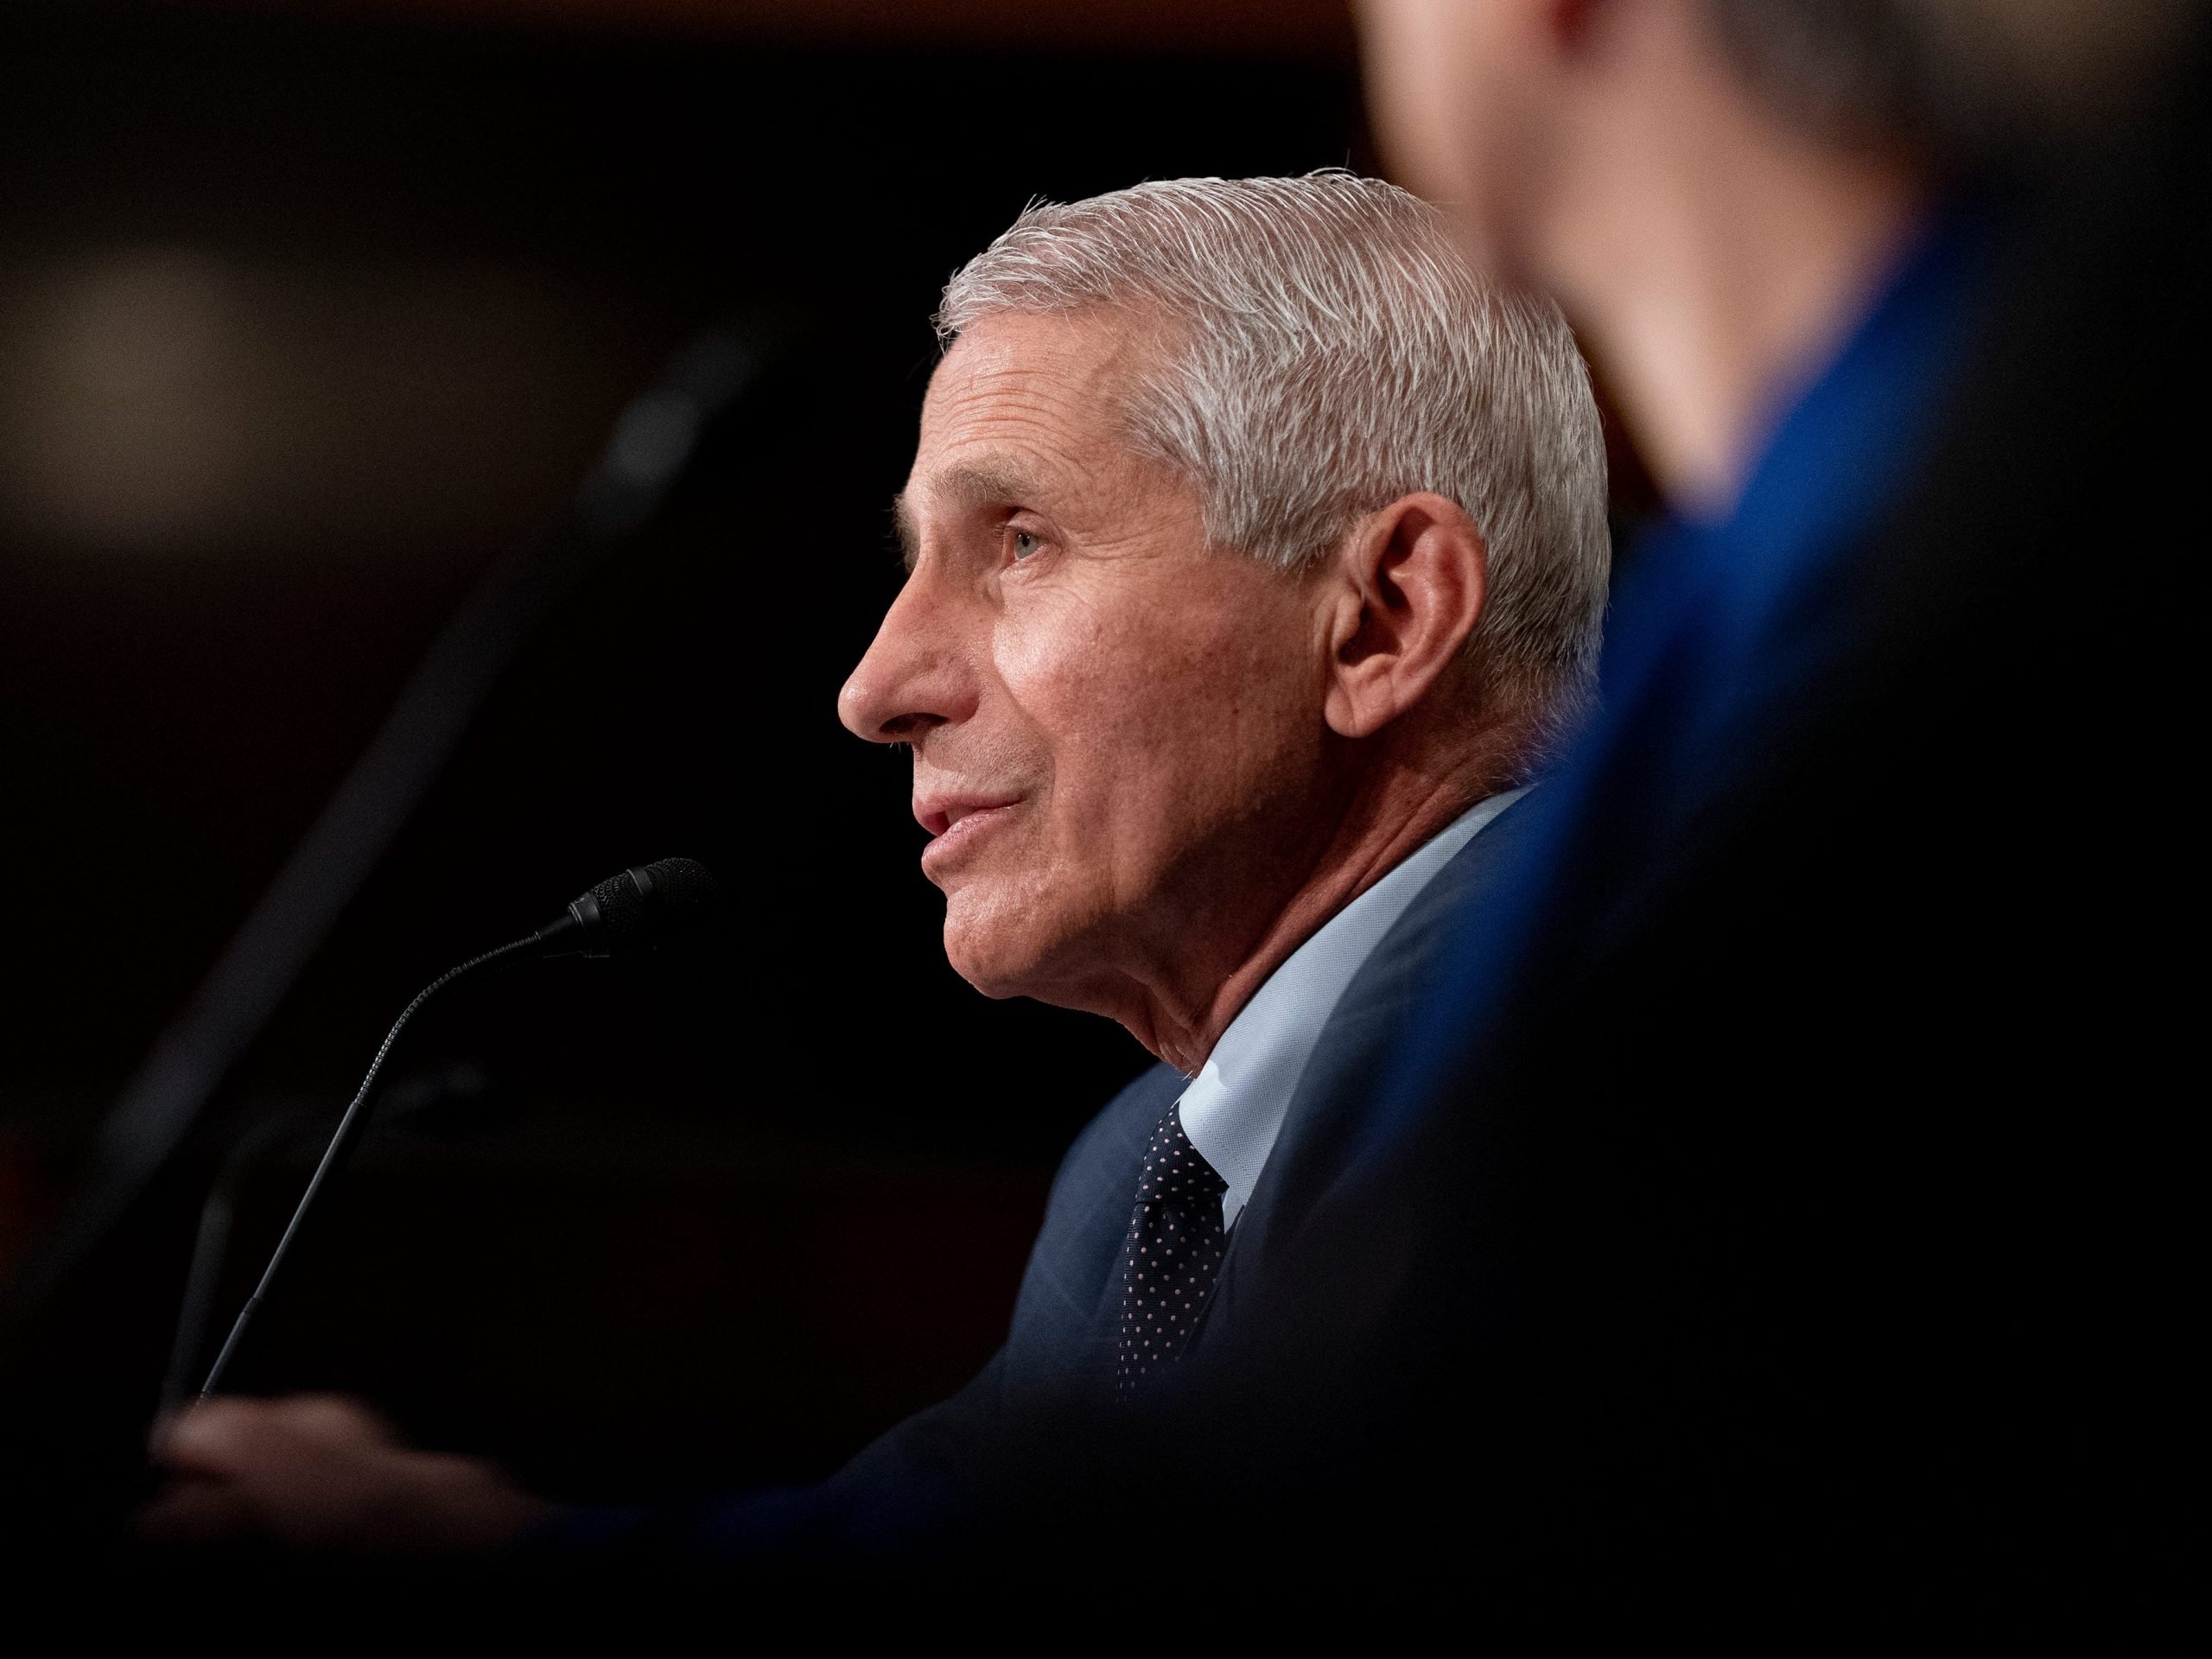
[838, 575, 977, 744]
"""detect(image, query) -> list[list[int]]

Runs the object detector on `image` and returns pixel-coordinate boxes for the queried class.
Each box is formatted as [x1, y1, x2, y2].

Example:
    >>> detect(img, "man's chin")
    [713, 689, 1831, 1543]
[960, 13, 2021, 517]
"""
[940, 893, 1070, 1005]
[940, 925, 1046, 1003]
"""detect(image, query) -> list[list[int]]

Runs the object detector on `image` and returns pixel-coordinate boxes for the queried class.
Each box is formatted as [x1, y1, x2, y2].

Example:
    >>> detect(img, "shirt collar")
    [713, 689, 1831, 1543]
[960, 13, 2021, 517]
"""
[1178, 789, 1529, 1230]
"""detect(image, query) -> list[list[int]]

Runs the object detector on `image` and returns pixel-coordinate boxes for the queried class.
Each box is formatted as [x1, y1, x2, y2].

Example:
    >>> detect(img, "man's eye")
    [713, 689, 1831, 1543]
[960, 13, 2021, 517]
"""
[1011, 530, 1042, 562]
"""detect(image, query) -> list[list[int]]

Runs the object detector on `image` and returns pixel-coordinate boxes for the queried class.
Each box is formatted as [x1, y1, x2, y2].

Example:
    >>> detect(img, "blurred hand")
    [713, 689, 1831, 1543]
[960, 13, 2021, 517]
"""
[141, 1394, 556, 1555]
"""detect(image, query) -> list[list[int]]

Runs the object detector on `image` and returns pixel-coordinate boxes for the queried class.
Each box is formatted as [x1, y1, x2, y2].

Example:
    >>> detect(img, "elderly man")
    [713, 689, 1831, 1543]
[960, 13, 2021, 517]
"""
[142, 172, 1610, 1560]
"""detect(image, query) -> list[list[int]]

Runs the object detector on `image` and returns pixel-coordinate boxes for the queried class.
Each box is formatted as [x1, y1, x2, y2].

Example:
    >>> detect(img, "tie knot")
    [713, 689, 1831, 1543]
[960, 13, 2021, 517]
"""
[1135, 1105, 1228, 1206]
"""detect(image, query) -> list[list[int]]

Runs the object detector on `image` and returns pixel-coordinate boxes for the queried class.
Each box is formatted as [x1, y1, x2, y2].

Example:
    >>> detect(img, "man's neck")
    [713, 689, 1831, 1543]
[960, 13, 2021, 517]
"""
[1545, 4, 1928, 516]
[1132, 755, 1509, 1076]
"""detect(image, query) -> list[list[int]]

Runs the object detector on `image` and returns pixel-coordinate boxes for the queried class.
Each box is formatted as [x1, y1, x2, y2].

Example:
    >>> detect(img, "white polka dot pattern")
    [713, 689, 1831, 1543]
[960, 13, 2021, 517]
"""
[1116, 1103, 1229, 1395]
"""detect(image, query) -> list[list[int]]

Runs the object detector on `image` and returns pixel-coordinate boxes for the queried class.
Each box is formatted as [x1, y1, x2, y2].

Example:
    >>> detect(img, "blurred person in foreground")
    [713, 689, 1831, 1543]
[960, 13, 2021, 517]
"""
[1210, 0, 2202, 1590]
[139, 175, 1615, 1564]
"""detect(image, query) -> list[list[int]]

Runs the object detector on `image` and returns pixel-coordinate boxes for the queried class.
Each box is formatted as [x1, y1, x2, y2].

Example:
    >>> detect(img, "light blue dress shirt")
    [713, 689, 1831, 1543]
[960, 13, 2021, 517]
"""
[1177, 790, 1528, 1231]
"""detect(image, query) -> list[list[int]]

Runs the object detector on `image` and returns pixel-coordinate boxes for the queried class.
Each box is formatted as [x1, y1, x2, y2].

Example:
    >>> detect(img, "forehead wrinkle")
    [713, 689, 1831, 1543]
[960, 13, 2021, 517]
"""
[912, 316, 1192, 545]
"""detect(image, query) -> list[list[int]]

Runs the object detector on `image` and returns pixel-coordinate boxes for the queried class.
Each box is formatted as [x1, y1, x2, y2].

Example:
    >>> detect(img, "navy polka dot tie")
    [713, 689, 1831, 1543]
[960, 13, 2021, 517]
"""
[1116, 1103, 1229, 1394]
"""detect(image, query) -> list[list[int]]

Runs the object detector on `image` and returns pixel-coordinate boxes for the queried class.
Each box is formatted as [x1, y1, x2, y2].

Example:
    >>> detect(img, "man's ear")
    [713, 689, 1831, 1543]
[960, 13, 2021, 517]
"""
[1319, 493, 1488, 740]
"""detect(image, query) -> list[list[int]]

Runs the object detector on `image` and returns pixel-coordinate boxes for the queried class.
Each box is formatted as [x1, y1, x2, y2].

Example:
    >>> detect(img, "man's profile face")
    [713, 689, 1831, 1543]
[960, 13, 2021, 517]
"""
[838, 311, 1329, 1017]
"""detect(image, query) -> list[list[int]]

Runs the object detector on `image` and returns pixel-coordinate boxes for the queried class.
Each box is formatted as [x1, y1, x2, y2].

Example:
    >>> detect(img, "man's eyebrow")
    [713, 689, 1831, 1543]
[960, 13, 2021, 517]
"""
[893, 461, 1047, 574]
[932, 460, 1043, 509]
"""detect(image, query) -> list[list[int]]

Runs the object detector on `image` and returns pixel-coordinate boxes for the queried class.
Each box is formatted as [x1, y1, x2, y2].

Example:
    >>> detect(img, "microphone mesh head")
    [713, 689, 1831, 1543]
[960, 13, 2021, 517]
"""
[586, 857, 722, 955]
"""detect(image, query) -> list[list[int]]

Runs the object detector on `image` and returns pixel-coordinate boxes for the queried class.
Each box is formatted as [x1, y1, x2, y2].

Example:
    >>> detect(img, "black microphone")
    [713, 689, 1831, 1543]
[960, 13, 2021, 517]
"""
[187, 859, 721, 1399]
[533, 856, 723, 960]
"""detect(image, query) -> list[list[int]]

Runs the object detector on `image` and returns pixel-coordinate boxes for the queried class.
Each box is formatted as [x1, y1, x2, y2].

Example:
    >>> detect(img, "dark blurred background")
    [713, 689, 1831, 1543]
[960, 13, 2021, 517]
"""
[0, 0, 1642, 1528]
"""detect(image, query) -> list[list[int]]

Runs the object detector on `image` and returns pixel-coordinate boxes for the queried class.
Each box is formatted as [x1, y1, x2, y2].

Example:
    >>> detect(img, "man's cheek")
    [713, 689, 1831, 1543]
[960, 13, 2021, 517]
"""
[994, 592, 1154, 721]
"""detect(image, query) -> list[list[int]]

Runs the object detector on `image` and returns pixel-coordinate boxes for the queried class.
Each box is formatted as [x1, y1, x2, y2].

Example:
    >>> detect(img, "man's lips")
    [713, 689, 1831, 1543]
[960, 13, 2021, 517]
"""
[913, 792, 1022, 837]
[913, 793, 1023, 868]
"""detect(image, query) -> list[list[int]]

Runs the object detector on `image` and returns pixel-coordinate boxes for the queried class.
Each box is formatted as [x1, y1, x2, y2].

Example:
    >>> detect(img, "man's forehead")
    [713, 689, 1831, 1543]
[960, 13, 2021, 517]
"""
[893, 312, 1185, 562]
[901, 331, 1118, 521]
[918, 309, 1148, 448]
[936, 306, 1131, 390]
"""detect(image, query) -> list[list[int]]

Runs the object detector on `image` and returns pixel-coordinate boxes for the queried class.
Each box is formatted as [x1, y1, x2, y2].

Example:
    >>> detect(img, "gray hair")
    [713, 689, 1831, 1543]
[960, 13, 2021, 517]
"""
[934, 172, 1610, 758]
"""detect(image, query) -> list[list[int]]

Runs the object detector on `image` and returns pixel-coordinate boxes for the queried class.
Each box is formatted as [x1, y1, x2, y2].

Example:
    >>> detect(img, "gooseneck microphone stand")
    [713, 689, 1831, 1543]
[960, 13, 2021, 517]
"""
[159, 855, 719, 1403]
[189, 933, 543, 1398]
